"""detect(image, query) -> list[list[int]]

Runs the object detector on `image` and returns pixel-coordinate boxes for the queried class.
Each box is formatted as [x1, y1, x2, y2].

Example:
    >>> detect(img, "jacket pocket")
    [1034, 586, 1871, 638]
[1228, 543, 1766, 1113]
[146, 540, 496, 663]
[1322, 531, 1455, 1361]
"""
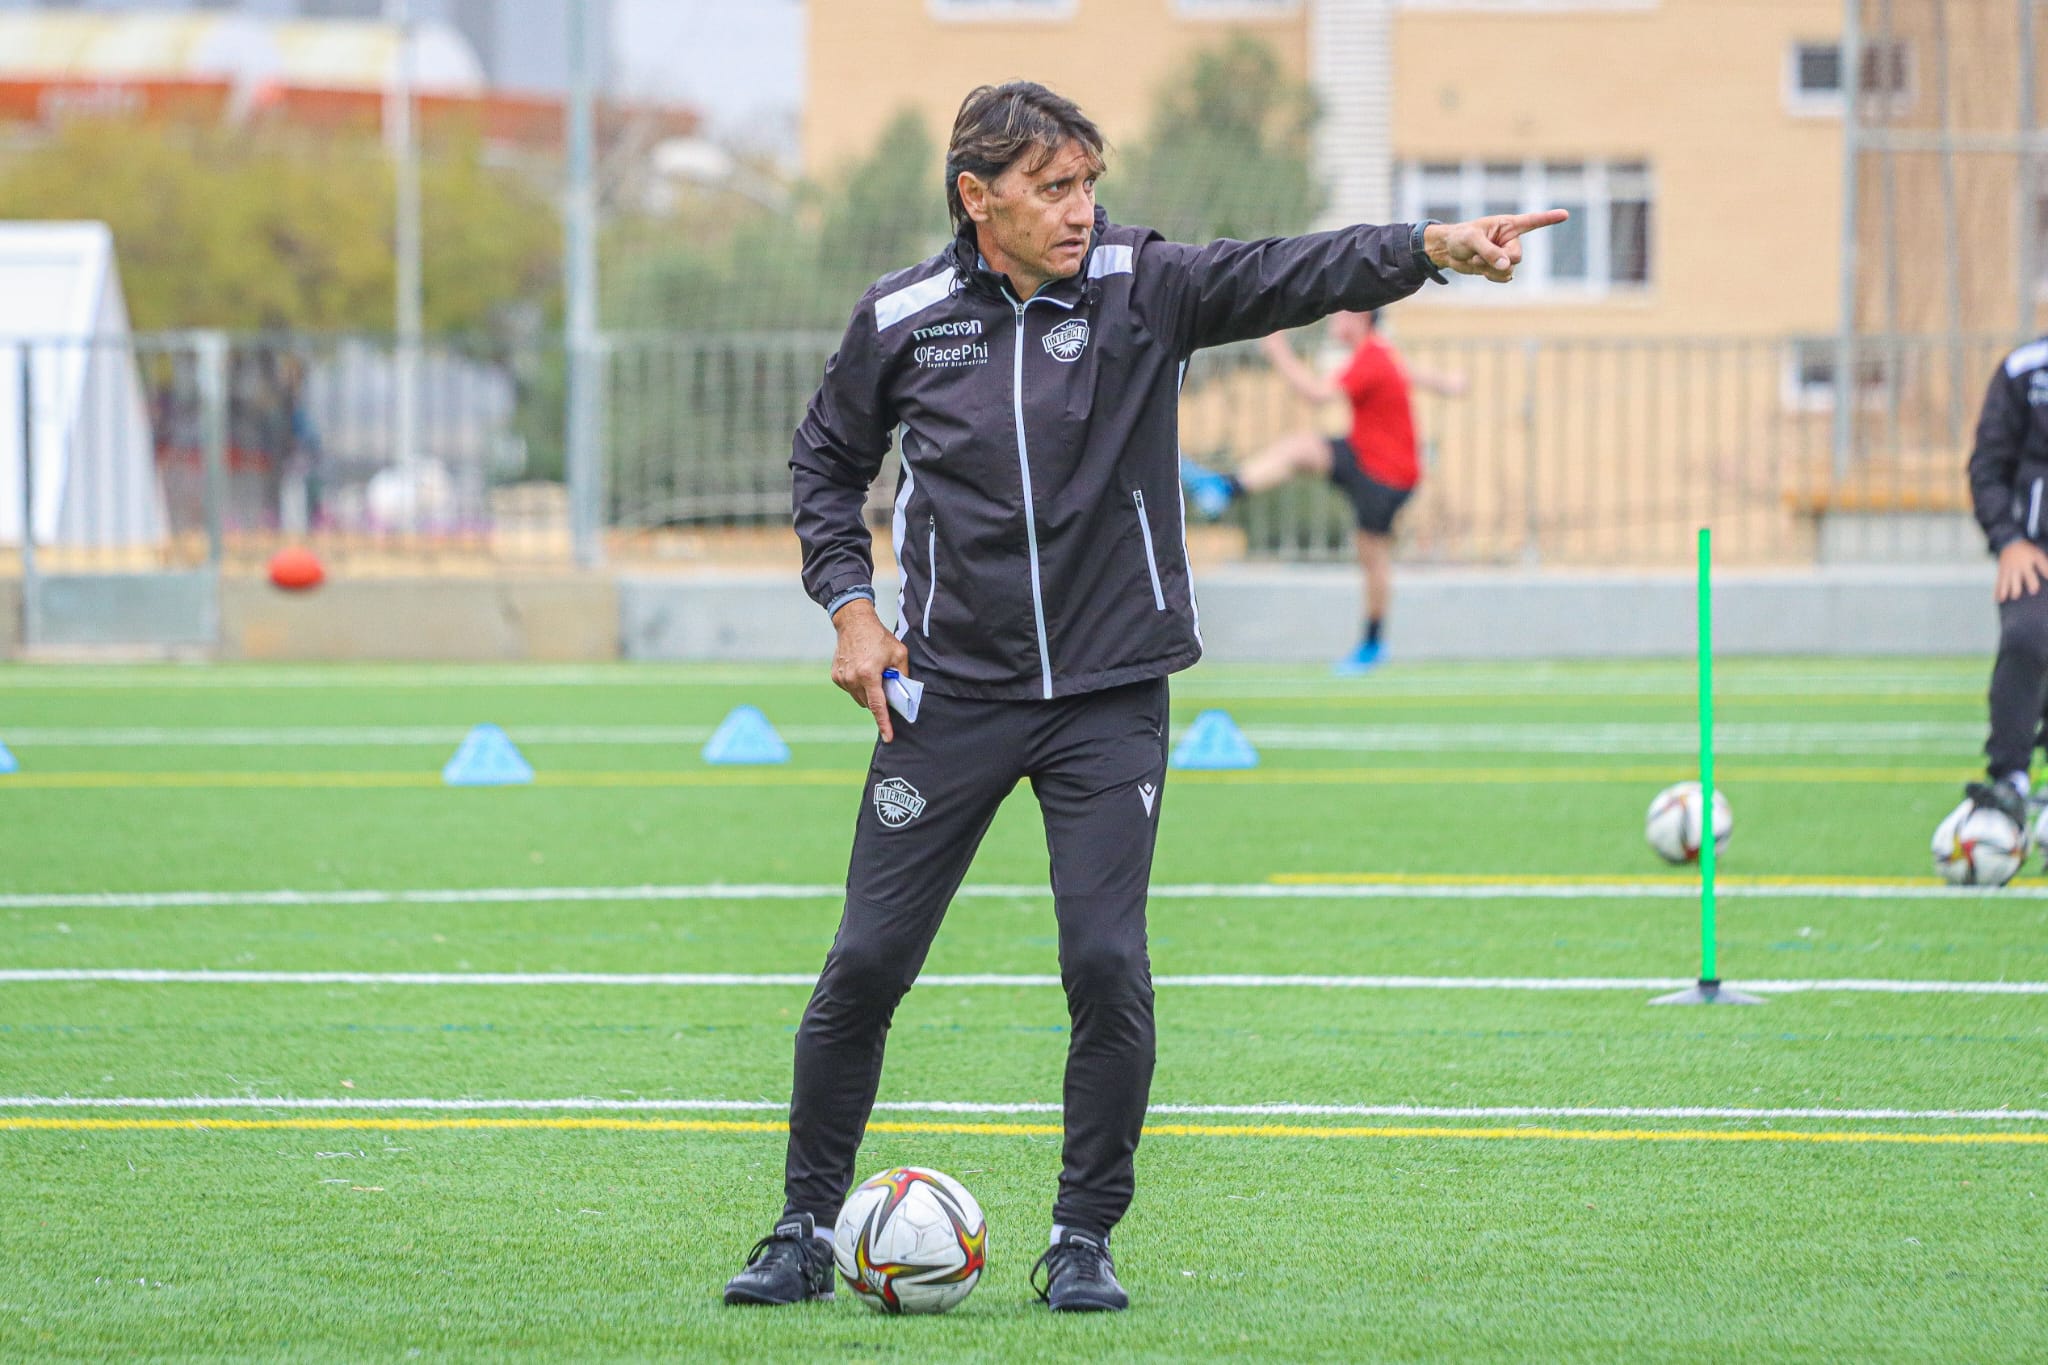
[922, 515, 939, 636]
[1132, 491, 1166, 612]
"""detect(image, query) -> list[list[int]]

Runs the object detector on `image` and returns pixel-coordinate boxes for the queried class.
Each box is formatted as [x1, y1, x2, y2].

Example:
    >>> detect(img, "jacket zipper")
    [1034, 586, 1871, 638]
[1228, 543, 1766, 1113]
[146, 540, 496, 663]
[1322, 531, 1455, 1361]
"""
[1010, 294, 1056, 699]
[2030, 480, 2042, 540]
[922, 515, 938, 636]
[1132, 491, 1166, 611]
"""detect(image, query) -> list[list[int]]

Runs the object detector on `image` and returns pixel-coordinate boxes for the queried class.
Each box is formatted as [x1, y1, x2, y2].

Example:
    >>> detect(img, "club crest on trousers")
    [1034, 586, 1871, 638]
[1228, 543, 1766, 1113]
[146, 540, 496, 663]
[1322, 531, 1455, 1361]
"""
[873, 776, 928, 828]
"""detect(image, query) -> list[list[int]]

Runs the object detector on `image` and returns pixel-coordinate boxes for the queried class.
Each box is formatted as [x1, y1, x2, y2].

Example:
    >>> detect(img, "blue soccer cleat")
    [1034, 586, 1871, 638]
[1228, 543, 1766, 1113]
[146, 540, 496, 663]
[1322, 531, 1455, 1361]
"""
[1334, 640, 1384, 675]
[1179, 456, 1237, 522]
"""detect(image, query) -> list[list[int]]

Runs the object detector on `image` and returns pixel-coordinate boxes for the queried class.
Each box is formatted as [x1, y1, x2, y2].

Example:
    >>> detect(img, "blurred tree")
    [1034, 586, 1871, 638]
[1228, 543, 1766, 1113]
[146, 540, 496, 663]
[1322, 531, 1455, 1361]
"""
[604, 107, 944, 333]
[1113, 34, 1322, 244]
[0, 120, 559, 334]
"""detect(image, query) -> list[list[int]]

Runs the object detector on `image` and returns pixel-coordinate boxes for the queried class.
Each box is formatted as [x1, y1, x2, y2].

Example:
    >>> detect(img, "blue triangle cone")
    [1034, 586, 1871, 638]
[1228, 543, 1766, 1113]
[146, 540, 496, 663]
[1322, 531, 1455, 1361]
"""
[0, 739, 15, 774]
[442, 724, 534, 786]
[702, 705, 790, 765]
[1171, 709, 1259, 770]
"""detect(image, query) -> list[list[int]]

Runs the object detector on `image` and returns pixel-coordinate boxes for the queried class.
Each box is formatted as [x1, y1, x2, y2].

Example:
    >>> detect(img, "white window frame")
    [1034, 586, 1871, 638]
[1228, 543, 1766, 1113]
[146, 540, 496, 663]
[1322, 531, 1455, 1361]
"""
[1393, 157, 1654, 301]
[1399, 2, 1657, 11]
[928, 0, 1079, 20]
[1174, 0, 1300, 16]
[1781, 338, 1901, 413]
[1782, 38, 1915, 118]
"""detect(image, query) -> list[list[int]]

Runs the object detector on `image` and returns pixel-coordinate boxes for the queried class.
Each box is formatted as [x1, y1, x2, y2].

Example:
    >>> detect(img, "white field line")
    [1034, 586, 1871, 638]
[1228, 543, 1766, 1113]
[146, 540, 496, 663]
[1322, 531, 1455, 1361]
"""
[1, 1095, 2041, 1123]
[4, 968, 2044, 995]
[0, 664, 1986, 697]
[9, 879, 2048, 910]
[0, 720, 1987, 755]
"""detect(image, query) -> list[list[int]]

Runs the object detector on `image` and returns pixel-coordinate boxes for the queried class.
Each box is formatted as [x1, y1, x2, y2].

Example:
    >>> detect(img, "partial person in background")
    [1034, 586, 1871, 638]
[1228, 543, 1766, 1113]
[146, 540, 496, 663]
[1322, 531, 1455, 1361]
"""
[1958, 333, 2048, 831]
[1182, 309, 1465, 673]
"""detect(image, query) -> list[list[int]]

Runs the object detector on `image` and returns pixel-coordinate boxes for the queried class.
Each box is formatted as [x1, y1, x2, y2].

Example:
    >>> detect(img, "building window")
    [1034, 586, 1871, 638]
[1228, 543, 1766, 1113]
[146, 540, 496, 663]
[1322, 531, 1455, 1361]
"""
[928, 0, 1079, 19]
[1786, 39, 1913, 114]
[1784, 339, 1899, 411]
[1175, 0, 1301, 14]
[1393, 158, 1654, 296]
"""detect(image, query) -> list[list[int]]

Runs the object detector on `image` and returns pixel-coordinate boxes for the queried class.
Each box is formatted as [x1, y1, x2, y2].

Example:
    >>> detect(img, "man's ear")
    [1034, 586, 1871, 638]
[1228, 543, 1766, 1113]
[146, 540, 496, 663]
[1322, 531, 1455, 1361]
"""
[957, 171, 992, 225]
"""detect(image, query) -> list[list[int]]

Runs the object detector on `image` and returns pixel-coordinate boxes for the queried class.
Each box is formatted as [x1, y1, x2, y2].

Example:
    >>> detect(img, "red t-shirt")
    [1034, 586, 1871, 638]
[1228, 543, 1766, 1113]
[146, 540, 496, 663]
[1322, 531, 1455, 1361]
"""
[1337, 335, 1420, 491]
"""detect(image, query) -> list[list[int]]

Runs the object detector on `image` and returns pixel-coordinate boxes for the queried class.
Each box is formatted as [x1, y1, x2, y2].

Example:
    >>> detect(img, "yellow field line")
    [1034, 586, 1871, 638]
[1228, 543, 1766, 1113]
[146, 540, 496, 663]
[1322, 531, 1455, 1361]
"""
[1270, 872, 1948, 888]
[0, 765, 1961, 791]
[1, 1116, 2041, 1147]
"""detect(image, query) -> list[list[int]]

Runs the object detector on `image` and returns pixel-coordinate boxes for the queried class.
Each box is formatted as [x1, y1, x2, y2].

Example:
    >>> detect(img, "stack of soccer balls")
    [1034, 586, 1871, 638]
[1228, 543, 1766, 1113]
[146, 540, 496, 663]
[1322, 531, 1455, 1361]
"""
[1644, 781, 1732, 864]
[833, 1166, 987, 1314]
[1931, 794, 2033, 887]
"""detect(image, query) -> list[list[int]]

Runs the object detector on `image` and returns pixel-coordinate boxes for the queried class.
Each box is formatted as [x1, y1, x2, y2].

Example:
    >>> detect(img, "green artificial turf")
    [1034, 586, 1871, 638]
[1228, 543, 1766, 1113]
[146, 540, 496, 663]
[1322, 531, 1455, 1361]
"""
[1, 660, 2044, 1362]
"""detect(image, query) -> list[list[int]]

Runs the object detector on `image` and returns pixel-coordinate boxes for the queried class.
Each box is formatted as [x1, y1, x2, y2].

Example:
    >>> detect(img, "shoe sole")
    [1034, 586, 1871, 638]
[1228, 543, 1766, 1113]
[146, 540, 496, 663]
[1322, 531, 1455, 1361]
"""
[1049, 1298, 1127, 1312]
[722, 1288, 835, 1306]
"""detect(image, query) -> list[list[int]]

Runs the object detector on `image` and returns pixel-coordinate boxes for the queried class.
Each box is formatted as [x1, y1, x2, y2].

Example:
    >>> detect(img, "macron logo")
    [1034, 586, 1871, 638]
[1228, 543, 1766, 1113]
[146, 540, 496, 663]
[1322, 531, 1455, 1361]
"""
[1138, 782, 1157, 817]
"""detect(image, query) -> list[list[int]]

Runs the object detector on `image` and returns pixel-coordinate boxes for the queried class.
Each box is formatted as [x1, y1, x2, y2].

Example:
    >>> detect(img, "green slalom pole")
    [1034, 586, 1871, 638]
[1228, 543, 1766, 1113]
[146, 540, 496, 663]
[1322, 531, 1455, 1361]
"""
[1651, 526, 1760, 1004]
[1696, 525, 1717, 985]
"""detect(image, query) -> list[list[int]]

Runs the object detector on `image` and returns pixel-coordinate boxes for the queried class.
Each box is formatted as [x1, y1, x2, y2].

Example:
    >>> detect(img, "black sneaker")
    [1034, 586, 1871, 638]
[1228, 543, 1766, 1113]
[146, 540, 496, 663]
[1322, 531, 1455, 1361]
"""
[1966, 779, 2028, 830]
[722, 1213, 836, 1306]
[1031, 1228, 1128, 1312]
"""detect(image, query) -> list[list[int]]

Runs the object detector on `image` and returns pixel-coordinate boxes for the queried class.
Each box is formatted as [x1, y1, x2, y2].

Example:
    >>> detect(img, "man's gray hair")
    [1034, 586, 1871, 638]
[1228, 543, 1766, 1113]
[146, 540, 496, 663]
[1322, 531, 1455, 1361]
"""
[945, 82, 1106, 235]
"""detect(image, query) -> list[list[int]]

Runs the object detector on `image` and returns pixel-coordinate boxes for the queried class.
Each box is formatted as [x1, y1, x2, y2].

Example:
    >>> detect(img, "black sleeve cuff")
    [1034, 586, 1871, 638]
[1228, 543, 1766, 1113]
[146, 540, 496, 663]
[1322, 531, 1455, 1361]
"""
[1411, 221, 1450, 286]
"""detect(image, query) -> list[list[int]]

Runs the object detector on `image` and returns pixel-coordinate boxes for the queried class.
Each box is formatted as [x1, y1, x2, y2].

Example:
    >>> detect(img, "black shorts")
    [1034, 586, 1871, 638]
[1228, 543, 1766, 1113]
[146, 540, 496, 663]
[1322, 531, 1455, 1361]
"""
[1327, 438, 1414, 535]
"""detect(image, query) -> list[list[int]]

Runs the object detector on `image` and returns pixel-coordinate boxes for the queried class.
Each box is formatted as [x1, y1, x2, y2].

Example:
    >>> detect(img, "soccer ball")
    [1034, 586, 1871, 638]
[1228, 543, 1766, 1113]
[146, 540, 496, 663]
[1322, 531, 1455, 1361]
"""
[1932, 799, 2027, 886]
[833, 1167, 987, 1314]
[1644, 781, 1732, 864]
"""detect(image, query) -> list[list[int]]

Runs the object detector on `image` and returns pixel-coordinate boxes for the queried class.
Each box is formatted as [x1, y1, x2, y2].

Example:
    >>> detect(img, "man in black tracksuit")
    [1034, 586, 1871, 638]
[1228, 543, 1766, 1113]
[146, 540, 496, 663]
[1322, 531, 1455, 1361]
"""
[722, 81, 1565, 1313]
[1961, 335, 2048, 832]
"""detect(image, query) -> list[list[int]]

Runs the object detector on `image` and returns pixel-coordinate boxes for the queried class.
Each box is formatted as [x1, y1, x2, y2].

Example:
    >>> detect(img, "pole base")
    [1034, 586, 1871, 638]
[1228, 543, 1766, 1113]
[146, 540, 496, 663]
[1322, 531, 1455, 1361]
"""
[1649, 978, 1766, 1006]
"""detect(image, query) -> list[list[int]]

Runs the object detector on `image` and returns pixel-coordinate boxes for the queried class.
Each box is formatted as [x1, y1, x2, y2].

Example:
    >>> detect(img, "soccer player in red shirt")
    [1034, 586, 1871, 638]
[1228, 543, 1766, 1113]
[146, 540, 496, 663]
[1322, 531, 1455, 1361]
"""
[1183, 309, 1464, 671]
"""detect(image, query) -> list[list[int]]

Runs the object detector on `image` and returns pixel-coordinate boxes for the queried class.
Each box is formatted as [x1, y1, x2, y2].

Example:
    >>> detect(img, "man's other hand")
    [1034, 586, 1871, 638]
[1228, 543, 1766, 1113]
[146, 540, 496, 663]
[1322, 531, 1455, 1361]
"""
[1426, 211, 1571, 284]
[1997, 540, 2048, 603]
[831, 598, 910, 743]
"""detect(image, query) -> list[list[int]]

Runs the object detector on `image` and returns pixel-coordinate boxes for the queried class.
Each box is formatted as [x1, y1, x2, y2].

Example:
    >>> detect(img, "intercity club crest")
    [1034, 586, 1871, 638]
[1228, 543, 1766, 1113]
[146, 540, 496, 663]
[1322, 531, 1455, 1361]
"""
[1042, 318, 1090, 363]
[872, 776, 928, 828]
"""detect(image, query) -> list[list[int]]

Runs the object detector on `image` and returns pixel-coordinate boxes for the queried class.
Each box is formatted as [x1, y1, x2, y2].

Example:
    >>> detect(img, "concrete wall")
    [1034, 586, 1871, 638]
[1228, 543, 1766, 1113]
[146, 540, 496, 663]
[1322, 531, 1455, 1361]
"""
[1, 566, 1999, 663]
[219, 576, 618, 662]
[620, 565, 2001, 663]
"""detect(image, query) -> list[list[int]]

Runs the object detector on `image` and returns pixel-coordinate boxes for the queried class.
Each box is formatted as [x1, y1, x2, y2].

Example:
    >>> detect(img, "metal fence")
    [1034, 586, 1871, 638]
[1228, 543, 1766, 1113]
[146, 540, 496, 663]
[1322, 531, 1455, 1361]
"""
[1, 329, 2009, 603]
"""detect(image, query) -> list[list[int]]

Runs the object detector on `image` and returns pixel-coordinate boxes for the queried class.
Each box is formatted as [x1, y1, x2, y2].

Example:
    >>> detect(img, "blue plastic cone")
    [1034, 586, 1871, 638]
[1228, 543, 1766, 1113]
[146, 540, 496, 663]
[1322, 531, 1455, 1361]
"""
[702, 705, 790, 765]
[0, 739, 15, 774]
[1170, 710, 1258, 770]
[442, 724, 534, 786]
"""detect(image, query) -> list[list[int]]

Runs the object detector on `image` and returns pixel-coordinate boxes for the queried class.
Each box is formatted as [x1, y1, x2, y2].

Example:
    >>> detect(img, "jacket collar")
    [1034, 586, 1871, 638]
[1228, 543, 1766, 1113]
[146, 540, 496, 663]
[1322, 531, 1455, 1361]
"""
[950, 206, 1106, 308]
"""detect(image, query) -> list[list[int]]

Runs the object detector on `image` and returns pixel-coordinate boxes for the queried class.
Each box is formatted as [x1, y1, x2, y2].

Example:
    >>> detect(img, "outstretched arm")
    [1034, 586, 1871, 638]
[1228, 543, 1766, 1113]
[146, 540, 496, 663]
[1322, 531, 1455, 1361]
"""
[1259, 332, 1342, 404]
[1142, 211, 1571, 356]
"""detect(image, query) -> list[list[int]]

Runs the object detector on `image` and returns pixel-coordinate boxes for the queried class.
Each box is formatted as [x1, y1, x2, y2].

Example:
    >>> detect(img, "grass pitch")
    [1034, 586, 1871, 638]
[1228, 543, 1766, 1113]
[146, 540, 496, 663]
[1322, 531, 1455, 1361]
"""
[1, 659, 2044, 1362]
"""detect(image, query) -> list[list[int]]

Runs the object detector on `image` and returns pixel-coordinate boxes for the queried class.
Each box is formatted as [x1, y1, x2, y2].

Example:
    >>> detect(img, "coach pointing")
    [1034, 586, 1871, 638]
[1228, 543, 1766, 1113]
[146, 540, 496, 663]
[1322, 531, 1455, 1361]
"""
[724, 81, 1564, 1313]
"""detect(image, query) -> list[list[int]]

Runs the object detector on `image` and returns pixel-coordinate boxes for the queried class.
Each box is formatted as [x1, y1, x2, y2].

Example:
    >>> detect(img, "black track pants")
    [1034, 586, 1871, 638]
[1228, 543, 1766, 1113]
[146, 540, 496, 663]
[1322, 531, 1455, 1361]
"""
[781, 677, 1168, 1240]
[1988, 588, 2048, 778]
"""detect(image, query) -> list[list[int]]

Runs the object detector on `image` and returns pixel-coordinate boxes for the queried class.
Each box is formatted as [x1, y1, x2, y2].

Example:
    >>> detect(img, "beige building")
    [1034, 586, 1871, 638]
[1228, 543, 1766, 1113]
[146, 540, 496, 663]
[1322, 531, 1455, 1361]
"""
[804, 0, 1861, 343]
[803, 1, 2038, 565]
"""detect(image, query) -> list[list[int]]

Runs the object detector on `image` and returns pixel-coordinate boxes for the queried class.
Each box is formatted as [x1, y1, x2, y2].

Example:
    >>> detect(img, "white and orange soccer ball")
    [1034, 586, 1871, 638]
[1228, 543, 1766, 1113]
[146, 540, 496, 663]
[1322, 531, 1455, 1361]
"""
[832, 1166, 987, 1314]
[1645, 781, 1732, 865]
[1932, 799, 2028, 886]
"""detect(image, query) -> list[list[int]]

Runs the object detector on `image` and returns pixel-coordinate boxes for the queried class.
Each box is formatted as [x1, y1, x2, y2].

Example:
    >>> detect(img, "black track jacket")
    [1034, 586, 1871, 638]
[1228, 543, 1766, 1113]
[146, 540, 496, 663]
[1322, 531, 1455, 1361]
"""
[792, 209, 1435, 700]
[1972, 336, 2048, 554]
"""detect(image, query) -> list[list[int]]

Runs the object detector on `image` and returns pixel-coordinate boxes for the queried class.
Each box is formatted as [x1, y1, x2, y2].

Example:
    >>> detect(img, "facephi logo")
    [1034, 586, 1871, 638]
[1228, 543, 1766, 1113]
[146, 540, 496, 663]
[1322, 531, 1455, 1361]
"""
[872, 776, 928, 828]
[1042, 318, 1090, 363]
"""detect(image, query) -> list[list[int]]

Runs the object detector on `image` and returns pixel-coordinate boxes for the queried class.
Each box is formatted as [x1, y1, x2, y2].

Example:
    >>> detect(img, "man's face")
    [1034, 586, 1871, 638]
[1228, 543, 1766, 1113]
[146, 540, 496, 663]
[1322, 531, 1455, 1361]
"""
[965, 139, 1101, 288]
[1331, 310, 1372, 349]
